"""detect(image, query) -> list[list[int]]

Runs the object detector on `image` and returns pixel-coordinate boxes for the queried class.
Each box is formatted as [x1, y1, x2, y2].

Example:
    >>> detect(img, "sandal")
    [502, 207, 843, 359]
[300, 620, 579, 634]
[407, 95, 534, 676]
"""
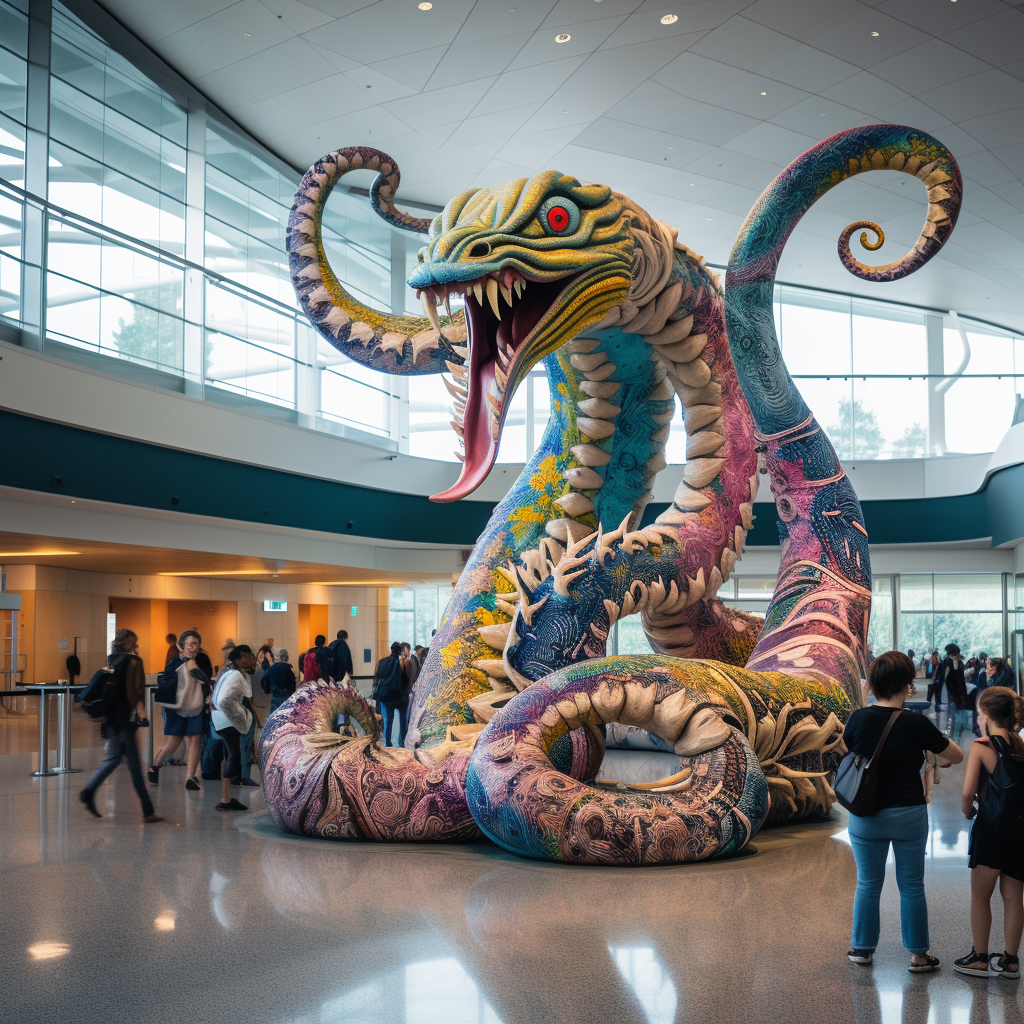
[990, 952, 1020, 980]
[953, 949, 989, 977]
[909, 953, 941, 973]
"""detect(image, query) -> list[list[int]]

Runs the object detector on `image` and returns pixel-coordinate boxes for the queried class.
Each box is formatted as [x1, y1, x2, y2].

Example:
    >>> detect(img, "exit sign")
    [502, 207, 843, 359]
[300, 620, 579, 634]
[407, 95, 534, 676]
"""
[263, 600, 288, 612]
[350, 606, 358, 616]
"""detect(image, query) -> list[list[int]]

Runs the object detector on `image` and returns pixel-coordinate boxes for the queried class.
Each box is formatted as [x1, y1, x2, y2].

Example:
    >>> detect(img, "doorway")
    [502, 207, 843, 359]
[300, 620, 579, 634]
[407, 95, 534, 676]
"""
[297, 604, 329, 655]
[108, 598, 238, 670]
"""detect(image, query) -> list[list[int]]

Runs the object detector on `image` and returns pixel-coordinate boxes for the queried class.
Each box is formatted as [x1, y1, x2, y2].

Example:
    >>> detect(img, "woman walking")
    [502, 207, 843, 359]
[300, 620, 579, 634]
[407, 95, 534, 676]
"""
[80, 629, 163, 822]
[843, 651, 964, 971]
[954, 687, 1024, 979]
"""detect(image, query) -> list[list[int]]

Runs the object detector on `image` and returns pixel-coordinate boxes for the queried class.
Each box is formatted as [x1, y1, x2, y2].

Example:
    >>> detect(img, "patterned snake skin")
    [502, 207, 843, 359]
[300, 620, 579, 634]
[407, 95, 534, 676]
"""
[263, 125, 962, 862]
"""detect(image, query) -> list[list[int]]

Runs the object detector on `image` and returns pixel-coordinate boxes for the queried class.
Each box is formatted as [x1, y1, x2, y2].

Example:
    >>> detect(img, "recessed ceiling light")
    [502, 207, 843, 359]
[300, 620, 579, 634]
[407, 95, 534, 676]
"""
[870, 30, 879, 36]
[707, 217, 713, 221]
[243, 32, 251, 37]
[418, 2, 431, 8]
[661, 14, 678, 24]
[555, 32, 570, 42]
[561, 109, 569, 114]
[760, 91, 767, 96]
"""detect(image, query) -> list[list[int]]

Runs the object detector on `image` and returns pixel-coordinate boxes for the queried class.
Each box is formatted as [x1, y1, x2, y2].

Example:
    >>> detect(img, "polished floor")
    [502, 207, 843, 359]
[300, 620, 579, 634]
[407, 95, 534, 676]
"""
[1, 706, 1023, 1024]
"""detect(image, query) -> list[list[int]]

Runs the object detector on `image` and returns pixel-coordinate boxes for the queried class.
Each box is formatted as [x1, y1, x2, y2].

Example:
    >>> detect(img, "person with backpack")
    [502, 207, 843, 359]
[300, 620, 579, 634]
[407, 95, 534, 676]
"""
[210, 644, 258, 811]
[79, 629, 163, 823]
[328, 630, 354, 682]
[842, 651, 963, 972]
[300, 635, 332, 684]
[954, 686, 1024, 980]
[263, 649, 297, 715]
[149, 629, 206, 790]
[372, 642, 408, 747]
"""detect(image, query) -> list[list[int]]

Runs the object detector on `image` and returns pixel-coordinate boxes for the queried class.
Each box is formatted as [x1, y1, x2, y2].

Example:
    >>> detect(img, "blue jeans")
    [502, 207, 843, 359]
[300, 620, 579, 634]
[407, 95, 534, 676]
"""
[848, 804, 929, 953]
[83, 724, 154, 818]
[381, 701, 408, 747]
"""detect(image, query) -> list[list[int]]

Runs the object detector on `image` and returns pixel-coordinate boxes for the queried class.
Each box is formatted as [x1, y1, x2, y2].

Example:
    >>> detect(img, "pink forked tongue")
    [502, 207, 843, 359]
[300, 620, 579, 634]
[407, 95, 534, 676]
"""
[432, 295, 499, 502]
[429, 276, 567, 503]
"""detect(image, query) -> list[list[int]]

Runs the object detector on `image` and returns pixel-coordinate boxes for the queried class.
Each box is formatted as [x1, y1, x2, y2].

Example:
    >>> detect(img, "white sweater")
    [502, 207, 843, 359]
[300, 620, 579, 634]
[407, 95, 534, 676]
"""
[211, 668, 252, 734]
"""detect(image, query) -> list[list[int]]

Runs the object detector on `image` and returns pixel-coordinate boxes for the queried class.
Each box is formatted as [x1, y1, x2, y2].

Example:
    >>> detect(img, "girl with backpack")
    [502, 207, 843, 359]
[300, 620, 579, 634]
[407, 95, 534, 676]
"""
[955, 686, 1024, 979]
[79, 630, 163, 823]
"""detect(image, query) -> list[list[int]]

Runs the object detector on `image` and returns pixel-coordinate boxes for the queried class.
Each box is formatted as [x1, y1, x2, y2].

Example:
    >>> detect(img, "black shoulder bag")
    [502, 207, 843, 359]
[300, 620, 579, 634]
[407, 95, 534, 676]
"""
[979, 737, 1024, 842]
[834, 709, 902, 817]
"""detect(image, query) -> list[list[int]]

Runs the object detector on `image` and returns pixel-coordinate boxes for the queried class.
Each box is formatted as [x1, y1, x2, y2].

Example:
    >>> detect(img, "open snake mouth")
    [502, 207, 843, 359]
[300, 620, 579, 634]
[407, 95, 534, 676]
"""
[420, 269, 576, 502]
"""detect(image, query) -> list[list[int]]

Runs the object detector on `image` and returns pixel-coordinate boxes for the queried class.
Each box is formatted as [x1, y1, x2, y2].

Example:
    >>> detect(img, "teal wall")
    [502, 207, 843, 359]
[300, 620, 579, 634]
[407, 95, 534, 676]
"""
[7, 411, 1024, 549]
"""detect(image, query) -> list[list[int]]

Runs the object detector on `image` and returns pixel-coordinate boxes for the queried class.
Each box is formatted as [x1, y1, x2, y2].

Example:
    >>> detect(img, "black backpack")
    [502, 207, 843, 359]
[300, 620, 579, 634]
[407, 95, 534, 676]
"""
[979, 738, 1024, 841]
[371, 657, 404, 705]
[77, 658, 129, 721]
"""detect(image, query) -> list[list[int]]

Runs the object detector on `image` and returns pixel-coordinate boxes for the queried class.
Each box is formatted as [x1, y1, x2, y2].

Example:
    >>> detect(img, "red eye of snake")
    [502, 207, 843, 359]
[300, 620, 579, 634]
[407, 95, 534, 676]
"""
[546, 206, 570, 232]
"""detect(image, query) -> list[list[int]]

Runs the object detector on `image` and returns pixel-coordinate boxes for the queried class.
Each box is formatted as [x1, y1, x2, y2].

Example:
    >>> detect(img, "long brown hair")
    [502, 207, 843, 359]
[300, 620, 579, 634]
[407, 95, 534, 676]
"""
[978, 686, 1024, 756]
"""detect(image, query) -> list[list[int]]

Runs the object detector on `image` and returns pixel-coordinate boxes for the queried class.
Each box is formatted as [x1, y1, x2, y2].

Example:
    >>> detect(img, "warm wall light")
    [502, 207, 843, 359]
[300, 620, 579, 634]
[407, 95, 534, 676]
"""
[307, 581, 404, 586]
[157, 569, 277, 577]
[154, 914, 175, 931]
[0, 550, 80, 557]
[555, 32, 570, 42]
[660, 13, 677, 24]
[28, 942, 69, 960]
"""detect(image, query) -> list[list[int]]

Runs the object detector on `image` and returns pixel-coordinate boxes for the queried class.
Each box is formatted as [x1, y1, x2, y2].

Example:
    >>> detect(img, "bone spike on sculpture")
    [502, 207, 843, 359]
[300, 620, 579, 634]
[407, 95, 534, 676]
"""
[263, 126, 963, 863]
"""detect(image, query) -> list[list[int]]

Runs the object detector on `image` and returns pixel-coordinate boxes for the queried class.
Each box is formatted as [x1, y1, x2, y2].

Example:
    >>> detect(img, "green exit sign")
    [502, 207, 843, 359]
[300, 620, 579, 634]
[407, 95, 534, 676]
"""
[263, 600, 287, 612]
[350, 605, 358, 617]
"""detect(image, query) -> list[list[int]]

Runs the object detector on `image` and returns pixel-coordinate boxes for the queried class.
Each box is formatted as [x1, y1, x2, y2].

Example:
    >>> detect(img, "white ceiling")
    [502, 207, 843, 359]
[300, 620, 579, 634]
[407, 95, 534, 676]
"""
[99, 0, 1024, 331]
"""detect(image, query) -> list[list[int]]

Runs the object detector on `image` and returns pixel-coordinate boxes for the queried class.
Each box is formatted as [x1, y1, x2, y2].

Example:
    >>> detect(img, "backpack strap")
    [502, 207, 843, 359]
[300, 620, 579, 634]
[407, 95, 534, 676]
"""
[870, 709, 902, 762]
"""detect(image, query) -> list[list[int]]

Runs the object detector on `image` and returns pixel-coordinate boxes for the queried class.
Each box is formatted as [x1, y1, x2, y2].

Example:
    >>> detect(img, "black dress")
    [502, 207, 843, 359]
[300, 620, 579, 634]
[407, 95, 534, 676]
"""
[968, 735, 1024, 881]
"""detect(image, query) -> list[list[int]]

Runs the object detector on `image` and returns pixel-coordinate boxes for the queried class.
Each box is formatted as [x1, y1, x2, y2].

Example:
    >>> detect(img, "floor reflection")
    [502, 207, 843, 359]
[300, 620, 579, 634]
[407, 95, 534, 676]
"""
[1, 727, 1022, 1023]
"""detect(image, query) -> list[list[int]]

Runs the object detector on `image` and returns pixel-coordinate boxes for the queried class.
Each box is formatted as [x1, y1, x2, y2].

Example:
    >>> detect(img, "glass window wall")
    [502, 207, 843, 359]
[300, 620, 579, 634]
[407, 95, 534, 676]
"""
[1, 0, 1022, 471]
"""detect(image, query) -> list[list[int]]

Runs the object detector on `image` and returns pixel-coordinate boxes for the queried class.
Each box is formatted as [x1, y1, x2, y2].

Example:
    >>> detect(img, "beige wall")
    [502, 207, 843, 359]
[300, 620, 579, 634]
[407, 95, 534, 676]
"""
[5, 565, 382, 683]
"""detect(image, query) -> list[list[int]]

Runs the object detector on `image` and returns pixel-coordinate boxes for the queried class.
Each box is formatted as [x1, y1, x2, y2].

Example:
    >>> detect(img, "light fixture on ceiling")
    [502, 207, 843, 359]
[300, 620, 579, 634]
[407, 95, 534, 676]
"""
[555, 32, 570, 42]
[418, 2, 432, 8]
[0, 550, 80, 557]
[243, 32, 251, 36]
[870, 30, 879, 36]
[760, 91, 767, 96]
[562, 109, 569, 114]
[660, 14, 677, 24]
[707, 217, 713, 221]
[157, 569, 279, 577]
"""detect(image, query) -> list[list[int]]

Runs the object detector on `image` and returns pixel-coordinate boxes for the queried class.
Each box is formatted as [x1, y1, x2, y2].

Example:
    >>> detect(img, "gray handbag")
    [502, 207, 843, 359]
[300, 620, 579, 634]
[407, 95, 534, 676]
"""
[835, 709, 902, 816]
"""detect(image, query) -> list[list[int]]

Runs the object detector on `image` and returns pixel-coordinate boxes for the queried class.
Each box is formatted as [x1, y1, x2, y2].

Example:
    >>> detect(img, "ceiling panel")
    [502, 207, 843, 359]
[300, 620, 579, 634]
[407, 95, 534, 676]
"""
[97, 0, 1024, 331]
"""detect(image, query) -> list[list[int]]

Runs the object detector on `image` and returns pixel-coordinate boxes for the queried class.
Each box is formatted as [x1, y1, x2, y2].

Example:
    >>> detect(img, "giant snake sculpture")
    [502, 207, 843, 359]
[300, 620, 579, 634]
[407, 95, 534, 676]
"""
[261, 125, 961, 865]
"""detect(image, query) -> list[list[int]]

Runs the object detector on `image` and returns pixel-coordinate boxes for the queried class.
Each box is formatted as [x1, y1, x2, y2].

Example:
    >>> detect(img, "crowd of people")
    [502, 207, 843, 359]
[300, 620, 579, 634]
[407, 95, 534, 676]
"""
[899, 643, 1014, 735]
[78, 627, 426, 821]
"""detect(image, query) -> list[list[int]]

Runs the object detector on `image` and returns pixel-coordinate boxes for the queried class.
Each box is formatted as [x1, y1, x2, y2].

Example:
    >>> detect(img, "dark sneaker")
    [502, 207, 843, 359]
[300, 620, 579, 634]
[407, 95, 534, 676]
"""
[216, 799, 247, 811]
[909, 954, 940, 973]
[848, 949, 873, 965]
[147, 765, 159, 785]
[238, 778, 259, 787]
[991, 952, 1020, 980]
[185, 777, 201, 791]
[79, 791, 101, 818]
[143, 814, 164, 823]
[954, 949, 989, 977]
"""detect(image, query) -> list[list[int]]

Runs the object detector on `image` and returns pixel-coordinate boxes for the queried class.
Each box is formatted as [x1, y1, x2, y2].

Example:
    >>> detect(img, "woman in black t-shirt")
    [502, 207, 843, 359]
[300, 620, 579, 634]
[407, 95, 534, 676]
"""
[844, 651, 964, 972]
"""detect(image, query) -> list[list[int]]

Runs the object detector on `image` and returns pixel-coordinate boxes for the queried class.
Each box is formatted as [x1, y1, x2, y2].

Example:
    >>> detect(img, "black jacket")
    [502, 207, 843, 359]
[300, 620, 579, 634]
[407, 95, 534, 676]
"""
[329, 638, 354, 680]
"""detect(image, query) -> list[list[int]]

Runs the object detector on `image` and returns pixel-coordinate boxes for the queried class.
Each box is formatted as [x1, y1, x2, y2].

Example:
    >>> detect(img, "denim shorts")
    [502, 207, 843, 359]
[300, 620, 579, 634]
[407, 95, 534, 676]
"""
[162, 707, 204, 736]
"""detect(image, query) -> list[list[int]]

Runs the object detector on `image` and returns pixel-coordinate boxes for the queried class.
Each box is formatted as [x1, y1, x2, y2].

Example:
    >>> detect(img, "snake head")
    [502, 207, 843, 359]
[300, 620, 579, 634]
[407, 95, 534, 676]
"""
[408, 172, 633, 501]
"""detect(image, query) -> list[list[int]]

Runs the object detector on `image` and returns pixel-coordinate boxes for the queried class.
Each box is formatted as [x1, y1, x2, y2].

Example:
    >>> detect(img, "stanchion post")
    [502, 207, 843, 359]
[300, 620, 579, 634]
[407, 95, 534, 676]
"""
[54, 687, 81, 774]
[32, 690, 57, 777]
[146, 686, 155, 767]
